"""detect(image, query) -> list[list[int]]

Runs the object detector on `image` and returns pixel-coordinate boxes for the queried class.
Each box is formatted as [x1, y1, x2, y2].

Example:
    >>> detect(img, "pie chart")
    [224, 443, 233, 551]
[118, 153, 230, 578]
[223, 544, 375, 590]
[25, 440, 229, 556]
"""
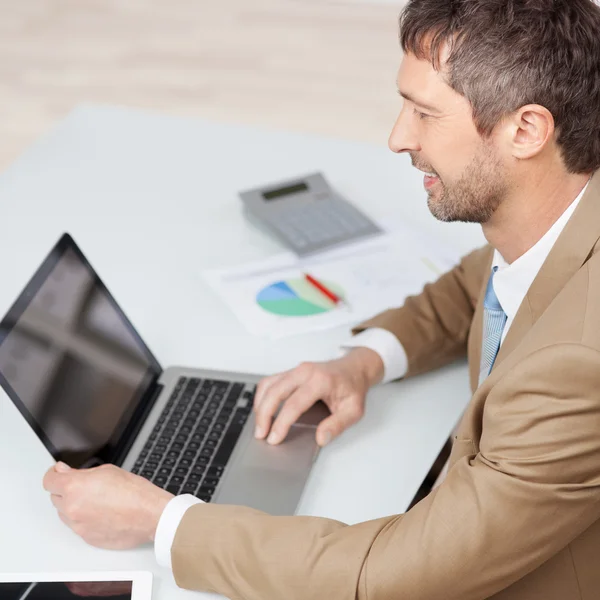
[257, 278, 344, 317]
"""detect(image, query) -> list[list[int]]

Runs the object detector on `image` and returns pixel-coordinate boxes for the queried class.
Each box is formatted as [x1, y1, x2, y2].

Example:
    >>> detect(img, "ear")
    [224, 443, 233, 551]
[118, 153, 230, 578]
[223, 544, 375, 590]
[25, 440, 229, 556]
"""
[505, 104, 555, 160]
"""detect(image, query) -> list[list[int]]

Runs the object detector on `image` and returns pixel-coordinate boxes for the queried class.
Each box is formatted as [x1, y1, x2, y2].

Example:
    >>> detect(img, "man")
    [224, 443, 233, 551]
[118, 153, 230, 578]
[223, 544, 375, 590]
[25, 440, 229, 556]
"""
[43, 0, 600, 598]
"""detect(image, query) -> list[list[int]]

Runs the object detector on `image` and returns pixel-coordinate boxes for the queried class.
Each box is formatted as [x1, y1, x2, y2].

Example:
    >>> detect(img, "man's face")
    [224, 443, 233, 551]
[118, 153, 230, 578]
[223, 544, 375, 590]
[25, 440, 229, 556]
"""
[390, 51, 509, 223]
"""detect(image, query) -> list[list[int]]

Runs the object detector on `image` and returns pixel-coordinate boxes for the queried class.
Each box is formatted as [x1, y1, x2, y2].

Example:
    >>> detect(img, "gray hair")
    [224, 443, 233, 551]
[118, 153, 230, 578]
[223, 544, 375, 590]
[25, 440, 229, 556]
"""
[400, 0, 600, 174]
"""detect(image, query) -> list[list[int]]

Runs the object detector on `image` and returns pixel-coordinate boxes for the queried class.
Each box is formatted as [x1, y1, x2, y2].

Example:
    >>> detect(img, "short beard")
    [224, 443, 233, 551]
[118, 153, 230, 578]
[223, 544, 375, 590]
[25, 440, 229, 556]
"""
[421, 143, 507, 224]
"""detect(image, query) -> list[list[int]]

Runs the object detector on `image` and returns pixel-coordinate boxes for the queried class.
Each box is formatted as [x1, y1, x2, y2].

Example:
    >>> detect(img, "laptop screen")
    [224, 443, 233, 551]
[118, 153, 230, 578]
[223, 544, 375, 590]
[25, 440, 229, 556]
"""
[0, 235, 162, 467]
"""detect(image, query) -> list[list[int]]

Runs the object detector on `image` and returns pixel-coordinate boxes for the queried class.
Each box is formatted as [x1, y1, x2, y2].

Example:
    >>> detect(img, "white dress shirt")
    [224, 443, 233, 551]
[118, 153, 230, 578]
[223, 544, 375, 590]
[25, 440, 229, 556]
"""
[154, 182, 589, 571]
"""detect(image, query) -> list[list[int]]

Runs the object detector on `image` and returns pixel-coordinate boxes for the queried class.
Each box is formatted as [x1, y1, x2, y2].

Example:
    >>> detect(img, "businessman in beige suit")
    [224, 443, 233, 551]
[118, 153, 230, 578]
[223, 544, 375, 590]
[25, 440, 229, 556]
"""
[43, 0, 600, 598]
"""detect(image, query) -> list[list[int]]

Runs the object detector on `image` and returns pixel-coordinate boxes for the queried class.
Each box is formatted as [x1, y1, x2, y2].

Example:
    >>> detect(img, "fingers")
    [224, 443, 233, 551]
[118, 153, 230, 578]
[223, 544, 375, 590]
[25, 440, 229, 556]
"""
[43, 468, 66, 496]
[254, 373, 281, 410]
[254, 369, 306, 440]
[316, 400, 364, 447]
[43, 462, 75, 494]
[266, 383, 325, 445]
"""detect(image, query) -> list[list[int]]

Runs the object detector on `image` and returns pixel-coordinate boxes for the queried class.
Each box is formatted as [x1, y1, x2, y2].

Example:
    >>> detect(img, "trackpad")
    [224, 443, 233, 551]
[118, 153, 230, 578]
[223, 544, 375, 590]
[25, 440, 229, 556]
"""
[247, 424, 318, 470]
[216, 425, 319, 515]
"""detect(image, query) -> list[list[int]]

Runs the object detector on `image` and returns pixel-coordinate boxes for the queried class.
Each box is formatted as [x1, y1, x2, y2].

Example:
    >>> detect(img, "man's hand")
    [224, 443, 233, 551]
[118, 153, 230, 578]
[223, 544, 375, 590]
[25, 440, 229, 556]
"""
[42, 462, 174, 549]
[254, 347, 384, 447]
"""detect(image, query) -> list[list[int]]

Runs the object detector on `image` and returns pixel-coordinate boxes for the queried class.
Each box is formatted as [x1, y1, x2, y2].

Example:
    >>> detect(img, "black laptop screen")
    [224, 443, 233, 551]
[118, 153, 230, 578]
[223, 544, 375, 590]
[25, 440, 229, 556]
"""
[0, 235, 162, 467]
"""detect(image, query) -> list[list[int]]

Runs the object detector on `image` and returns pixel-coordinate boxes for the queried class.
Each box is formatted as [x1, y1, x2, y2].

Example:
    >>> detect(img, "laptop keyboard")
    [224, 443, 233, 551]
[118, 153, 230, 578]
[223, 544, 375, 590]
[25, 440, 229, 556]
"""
[131, 376, 255, 502]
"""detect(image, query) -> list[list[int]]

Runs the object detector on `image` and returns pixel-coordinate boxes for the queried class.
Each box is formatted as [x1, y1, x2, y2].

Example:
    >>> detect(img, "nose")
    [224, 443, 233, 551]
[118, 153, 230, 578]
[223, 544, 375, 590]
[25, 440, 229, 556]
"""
[388, 106, 421, 154]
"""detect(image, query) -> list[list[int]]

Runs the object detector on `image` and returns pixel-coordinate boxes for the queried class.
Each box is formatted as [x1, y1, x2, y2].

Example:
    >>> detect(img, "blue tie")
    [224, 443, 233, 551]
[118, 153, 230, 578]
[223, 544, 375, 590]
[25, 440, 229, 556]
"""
[479, 267, 507, 385]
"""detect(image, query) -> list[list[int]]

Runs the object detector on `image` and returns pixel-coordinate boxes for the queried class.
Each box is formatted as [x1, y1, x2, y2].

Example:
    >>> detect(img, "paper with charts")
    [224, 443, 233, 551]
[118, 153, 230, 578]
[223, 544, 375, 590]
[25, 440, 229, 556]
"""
[203, 224, 462, 339]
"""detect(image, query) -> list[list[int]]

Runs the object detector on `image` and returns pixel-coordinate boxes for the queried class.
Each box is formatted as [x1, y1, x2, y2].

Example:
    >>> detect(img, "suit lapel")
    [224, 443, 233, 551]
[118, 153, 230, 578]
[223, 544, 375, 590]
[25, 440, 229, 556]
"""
[493, 171, 600, 371]
[468, 252, 493, 391]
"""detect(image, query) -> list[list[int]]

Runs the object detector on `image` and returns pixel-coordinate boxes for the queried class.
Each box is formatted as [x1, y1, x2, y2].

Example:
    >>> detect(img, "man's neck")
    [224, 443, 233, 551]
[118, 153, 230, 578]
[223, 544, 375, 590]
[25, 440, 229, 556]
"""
[482, 170, 591, 264]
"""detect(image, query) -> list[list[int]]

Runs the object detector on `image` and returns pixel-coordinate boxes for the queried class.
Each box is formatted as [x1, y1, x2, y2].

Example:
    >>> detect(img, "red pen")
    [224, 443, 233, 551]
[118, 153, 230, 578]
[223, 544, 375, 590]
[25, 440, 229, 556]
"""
[303, 272, 346, 306]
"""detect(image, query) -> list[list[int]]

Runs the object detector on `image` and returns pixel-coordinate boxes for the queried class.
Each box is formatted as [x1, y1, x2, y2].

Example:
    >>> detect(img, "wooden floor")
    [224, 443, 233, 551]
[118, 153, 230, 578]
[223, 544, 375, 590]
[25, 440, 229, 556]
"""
[0, 0, 405, 171]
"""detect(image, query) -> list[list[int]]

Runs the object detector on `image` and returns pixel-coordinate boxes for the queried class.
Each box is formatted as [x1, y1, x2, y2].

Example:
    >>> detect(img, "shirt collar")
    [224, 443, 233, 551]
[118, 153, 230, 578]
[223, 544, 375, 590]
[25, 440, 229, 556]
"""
[491, 181, 589, 322]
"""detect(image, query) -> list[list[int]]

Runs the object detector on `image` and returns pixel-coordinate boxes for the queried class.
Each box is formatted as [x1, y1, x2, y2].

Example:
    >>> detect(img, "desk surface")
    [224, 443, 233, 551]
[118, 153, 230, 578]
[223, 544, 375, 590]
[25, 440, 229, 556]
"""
[0, 105, 485, 598]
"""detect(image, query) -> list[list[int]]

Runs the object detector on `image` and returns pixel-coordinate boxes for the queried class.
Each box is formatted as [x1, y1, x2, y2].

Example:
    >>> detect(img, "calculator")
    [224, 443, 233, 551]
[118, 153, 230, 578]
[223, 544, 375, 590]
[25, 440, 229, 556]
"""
[239, 172, 383, 256]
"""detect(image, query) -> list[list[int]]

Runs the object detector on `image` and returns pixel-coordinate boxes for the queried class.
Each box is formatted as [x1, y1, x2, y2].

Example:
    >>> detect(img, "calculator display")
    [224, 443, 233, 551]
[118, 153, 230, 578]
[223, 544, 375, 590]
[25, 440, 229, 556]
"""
[262, 182, 308, 200]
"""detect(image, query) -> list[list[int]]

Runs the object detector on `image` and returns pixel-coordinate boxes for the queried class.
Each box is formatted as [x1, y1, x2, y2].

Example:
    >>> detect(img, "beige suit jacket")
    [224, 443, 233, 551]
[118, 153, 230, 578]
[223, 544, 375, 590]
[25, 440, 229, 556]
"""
[171, 172, 600, 600]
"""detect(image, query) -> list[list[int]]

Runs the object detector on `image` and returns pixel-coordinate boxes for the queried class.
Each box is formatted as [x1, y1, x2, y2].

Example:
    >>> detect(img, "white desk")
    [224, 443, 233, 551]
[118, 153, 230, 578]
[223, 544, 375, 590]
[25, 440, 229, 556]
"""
[0, 105, 485, 598]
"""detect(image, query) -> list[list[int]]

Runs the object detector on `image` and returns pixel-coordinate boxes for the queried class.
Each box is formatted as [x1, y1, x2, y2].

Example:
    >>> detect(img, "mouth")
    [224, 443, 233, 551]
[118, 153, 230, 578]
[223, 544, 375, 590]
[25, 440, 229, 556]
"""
[417, 168, 440, 190]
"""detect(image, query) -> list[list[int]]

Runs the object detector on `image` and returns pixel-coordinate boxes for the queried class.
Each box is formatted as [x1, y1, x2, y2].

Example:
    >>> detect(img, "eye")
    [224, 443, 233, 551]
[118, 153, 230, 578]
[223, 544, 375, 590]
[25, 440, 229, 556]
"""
[414, 108, 430, 120]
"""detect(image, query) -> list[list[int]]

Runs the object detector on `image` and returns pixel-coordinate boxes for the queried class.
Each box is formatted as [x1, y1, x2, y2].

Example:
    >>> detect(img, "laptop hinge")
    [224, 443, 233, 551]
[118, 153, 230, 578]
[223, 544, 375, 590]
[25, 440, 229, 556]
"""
[112, 380, 164, 467]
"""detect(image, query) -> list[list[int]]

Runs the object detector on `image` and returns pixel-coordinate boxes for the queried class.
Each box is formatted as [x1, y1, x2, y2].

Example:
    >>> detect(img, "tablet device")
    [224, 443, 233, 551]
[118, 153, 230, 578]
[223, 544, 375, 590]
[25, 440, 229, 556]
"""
[0, 571, 152, 600]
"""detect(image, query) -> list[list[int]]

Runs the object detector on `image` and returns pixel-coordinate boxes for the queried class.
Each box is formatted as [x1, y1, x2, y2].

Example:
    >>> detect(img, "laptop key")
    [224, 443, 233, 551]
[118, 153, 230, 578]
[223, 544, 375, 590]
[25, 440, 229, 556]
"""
[226, 383, 244, 402]
[199, 484, 216, 497]
[184, 379, 201, 397]
[207, 466, 224, 478]
[182, 482, 199, 495]
[192, 464, 207, 477]
[166, 484, 181, 495]
[212, 417, 246, 467]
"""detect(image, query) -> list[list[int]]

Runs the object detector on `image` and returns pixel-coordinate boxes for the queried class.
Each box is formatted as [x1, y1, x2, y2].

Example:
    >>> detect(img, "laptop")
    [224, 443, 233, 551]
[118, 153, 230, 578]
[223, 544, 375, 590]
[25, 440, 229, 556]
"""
[0, 234, 327, 515]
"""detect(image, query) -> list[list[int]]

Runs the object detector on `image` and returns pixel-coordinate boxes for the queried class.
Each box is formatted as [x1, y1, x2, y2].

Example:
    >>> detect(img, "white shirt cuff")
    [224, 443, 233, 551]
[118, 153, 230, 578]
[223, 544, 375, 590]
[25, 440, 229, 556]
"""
[342, 327, 408, 384]
[154, 494, 203, 570]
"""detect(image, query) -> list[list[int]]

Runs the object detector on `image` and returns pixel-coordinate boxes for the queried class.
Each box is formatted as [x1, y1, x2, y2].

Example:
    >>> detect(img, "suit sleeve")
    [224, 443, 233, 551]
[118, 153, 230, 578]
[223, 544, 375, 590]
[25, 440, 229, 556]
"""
[353, 245, 492, 378]
[171, 343, 600, 600]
